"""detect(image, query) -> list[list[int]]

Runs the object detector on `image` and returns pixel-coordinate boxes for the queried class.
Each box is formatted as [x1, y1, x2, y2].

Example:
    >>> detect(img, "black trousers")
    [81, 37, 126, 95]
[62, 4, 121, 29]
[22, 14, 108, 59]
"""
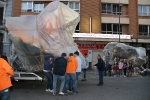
[124, 68, 127, 76]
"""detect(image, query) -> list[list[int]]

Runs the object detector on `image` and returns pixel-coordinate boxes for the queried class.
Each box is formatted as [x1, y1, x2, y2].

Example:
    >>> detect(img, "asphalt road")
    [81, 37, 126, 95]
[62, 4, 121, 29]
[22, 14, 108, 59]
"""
[10, 70, 150, 100]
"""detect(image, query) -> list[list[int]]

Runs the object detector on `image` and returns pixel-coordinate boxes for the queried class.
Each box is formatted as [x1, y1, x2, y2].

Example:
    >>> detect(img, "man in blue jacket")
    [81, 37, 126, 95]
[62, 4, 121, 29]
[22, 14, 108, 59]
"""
[94, 54, 105, 86]
[43, 56, 54, 92]
[53, 53, 67, 95]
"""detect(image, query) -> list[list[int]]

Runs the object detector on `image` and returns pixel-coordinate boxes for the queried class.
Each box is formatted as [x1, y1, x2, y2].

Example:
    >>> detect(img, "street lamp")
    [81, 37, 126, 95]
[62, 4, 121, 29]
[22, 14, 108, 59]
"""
[119, 1, 123, 43]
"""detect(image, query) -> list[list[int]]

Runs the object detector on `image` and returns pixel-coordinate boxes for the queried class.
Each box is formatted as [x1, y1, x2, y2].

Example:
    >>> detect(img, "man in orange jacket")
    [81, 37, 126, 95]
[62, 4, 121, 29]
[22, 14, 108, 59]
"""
[64, 53, 78, 94]
[0, 58, 14, 100]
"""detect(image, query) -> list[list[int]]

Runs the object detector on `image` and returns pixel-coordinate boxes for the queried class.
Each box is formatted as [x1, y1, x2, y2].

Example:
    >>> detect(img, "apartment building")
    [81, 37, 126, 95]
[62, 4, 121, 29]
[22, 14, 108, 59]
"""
[0, 0, 13, 58]
[78, 0, 150, 65]
[1, 0, 150, 66]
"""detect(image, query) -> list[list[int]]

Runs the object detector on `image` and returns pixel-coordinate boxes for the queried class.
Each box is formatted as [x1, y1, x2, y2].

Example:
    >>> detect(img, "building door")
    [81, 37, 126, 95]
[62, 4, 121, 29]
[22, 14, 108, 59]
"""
[0, 33, 3, 56]
[92, 50, 104, 65]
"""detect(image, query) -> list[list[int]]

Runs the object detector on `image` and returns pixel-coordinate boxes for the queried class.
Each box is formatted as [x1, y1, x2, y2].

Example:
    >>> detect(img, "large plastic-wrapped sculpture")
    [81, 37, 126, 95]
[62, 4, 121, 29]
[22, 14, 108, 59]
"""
[6, 1, 85, 71]
[103, 42, 146, 67]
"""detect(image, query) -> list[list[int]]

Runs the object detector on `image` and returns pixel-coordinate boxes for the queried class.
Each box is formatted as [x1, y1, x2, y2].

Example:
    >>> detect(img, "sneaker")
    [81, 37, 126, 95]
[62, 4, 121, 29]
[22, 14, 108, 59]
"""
[64, 92, 67, 94]
[73, 91, 79, 95]
[59, 92, 64, 95]
[45, 89, 49, 92]
[67, 90, 72, 92]
[53, 92, 56, 95]
[46, 89, 53, 92]
[81, 79, 86, 81]
[97, 84, 101, 86]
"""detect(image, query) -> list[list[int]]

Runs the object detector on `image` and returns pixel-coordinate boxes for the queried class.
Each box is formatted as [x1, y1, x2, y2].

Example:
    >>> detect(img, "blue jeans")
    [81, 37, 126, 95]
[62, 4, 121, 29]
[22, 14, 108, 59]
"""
[119, 69, 122, 75]
[43, 72, 53, 90]
[98, 71, 104, 85]
[63, 79, 72, 91]
[76, 72, 81, 80]
[64, 74, 77, 93]
[53, 74, 65, 93]
[83, 69, 87, 78]
[95, 69, 99, 74]
[0, 88, 10, 100]
[69, 79, 73, 91]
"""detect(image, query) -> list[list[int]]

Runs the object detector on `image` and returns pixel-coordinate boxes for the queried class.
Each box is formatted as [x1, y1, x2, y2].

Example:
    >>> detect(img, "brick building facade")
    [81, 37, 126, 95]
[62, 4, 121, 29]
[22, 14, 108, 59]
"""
[10, 0, 150, 43]
[1, 0, 150, 67]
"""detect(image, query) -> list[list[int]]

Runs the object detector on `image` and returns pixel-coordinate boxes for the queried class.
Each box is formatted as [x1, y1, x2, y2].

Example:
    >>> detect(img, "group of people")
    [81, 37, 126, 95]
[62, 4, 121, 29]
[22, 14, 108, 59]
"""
[0, 51, 106, 99]
[43, 51, 105, 95]
[104, 59, 134, 77]
[43, 51, 90, 95]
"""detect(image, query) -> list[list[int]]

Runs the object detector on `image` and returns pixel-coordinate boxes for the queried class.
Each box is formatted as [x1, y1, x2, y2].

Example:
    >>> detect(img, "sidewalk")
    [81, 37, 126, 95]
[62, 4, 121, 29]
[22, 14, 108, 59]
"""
[10, 70, 150, 100]
[86, 69, 142, 77]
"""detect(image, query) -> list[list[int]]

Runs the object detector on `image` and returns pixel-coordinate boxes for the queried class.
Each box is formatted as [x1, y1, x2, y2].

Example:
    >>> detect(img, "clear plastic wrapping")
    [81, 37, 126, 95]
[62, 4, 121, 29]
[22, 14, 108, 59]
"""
[103, 42, 146, 67]
[6, 1, 85, 72]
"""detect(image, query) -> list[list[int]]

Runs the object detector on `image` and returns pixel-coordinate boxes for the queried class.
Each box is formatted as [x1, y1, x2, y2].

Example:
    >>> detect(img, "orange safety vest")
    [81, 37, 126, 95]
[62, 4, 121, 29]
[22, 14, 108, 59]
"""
[0, 58, 14, 91]
[66, 56, 78, 74]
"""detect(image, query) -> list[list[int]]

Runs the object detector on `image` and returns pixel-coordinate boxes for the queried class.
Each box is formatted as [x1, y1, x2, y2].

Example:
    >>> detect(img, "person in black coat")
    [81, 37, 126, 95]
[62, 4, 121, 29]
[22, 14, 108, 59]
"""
[94, 54, 105, 86]
[53, 53, 67, 95]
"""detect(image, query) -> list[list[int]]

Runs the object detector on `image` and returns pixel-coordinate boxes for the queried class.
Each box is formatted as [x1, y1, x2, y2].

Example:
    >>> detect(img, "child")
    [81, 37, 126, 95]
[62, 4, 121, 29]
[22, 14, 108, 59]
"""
[113, 61, 119, 77]
[118, 59, 124, 77]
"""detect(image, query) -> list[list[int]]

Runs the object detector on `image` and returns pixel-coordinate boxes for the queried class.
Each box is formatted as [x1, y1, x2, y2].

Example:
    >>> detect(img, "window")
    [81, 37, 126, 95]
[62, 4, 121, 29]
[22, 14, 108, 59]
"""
[113, 5, 121, 15]
[21, 2, 33, 12]
[61, 1, 68, 5]
[138, 5, 150, 16]
[75, 23, 80, 33]
[69, 2, 74, 9]
[102, 23, 122, 34]
[61, 1, 80, 12]
[68, 2, 80, 12]
[107, 4, 112, 13]
[102, 4, 107, 13]
[34, 3, 44, 12]
[138, 6, 142, 16]
[75, 2, 79, 10]
[139, 25, 150, 36]
[143, 6, 147, 16]
[21, 2, 44, 12]
[102, 4, 112, 13]
[102, 3, 121, 15]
